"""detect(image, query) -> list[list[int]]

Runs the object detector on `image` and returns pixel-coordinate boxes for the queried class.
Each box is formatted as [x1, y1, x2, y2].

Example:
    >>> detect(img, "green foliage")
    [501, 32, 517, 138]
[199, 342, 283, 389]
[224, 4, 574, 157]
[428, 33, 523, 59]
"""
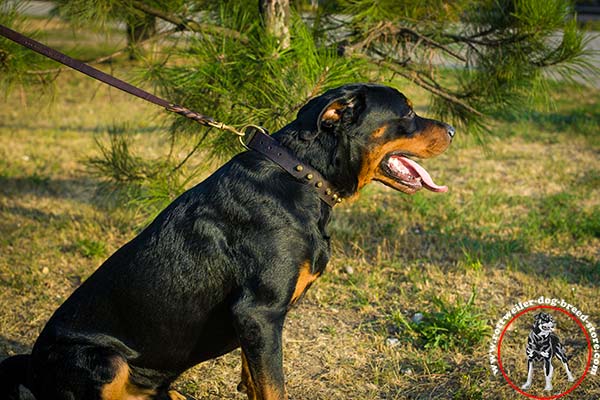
[140, 4, 366, 157]
[393, 290, 490, 351]
[74, 238, 107, 258]
[51, 0, 184, 28]
[0, 1, 58, 91]
[78, 2, 366, 213]
[0, 0, 596, 210]
[90, 129, 158, 184]
[434, 1, 594, 131]
[341, 0, 596, 133]
[88, 127, 199, 213]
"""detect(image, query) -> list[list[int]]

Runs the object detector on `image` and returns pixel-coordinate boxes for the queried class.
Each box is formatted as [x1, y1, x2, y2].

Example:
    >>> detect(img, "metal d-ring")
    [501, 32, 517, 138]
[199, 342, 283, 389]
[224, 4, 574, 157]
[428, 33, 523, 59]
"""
[239, 124, 268, 150]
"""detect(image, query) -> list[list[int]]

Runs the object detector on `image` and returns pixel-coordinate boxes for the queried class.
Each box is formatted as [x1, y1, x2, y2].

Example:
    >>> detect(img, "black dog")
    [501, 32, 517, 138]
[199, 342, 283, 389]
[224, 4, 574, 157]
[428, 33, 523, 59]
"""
[521, 312, 575, 391]
[0, 83, 453, 400]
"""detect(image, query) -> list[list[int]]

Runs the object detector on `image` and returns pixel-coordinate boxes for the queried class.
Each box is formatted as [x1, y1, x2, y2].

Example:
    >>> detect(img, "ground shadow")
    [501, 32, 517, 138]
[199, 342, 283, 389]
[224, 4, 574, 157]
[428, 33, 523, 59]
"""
[0, 123, 162, 135]
[0, 175, 99, 207]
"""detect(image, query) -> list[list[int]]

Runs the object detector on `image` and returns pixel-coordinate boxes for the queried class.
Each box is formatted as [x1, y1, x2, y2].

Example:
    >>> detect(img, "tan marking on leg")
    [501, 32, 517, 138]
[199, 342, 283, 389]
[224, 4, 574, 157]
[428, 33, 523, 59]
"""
[260, 383, 287, 400]
[168, 390, 188, 400]
[101, 359, 156, 400]
[240, 352, 287, 400]
[239, 351, 258, 400]
[291, 261, 320, 305]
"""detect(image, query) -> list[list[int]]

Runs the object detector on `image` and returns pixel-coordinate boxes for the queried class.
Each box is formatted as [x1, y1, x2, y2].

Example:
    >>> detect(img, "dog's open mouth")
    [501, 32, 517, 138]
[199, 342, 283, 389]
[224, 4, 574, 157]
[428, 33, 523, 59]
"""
[380, 154, 447, 193]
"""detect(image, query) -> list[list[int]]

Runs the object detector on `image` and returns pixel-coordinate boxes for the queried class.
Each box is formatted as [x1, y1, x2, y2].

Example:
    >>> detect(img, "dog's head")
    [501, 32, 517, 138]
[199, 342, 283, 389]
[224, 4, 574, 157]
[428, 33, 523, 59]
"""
[279, 83, 454, 198]
[533, 312, 555, 334]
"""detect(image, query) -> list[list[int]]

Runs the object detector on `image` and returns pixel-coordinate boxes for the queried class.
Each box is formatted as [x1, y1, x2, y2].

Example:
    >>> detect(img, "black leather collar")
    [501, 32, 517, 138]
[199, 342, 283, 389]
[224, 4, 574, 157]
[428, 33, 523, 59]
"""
[246, 129, 342, 207]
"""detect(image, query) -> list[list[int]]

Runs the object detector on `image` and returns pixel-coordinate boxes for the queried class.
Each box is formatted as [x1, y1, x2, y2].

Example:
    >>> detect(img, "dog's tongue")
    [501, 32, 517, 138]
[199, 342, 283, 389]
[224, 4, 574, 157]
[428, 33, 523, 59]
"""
[391, 155, 448, 192]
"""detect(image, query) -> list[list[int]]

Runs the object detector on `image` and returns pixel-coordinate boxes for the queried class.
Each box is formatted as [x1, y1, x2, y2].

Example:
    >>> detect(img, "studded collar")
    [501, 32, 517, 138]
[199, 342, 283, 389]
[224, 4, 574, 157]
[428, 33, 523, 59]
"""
[246, 129, 342, 207]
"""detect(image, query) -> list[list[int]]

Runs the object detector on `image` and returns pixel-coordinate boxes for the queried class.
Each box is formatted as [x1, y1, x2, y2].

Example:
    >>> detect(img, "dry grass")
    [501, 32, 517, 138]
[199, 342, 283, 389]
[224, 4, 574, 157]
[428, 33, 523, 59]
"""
[1, 23, 599, 400]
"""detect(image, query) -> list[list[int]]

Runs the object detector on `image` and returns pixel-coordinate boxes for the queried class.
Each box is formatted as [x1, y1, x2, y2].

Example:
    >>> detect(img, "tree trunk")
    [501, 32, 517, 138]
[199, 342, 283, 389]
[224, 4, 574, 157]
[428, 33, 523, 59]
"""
[260, 0, 291, 49]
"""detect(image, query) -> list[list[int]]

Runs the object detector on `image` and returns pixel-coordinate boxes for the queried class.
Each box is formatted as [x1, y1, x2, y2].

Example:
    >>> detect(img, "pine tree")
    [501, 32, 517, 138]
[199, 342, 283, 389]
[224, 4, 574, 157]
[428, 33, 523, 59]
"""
[0, 0, 596, 212]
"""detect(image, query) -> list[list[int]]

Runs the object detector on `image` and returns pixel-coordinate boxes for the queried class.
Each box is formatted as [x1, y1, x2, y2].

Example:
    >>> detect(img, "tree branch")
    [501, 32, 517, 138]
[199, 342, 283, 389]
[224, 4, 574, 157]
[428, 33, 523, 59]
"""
[397, 26, 466, 62]
[346, 22, 466, 63]
[380, 59, 484, 117]
[443, 32, 530, 48]
[130, 0, 248, 44]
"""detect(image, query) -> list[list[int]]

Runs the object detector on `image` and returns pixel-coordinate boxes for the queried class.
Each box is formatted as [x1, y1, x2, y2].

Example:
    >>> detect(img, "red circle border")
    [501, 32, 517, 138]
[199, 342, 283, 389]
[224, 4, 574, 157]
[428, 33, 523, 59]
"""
[496, 305, 593, 399]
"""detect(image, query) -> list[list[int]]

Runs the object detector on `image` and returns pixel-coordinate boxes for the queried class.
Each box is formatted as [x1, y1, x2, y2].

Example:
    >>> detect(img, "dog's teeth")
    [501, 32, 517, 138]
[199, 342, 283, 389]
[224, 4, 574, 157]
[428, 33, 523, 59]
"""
[388, 157, 410, 175]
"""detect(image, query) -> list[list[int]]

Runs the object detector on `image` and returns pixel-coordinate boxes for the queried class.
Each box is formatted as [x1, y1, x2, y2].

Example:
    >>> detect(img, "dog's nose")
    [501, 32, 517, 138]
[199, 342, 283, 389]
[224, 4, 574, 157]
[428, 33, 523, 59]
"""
[446, 124, 456, 140]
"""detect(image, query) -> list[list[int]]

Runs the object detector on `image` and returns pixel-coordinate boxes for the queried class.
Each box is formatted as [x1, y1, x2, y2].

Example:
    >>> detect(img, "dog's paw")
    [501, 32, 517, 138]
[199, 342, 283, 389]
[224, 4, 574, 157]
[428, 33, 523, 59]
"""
[521, 382, 532, 390]
[544, 385, 553, 391]
[567, 374, 575, 382]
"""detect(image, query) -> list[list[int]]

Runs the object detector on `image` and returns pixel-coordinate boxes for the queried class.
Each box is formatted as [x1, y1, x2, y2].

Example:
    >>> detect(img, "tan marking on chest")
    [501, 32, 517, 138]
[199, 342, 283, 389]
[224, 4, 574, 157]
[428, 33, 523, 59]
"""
[291, 262, 320, 304]
[101, 361, 129, 400]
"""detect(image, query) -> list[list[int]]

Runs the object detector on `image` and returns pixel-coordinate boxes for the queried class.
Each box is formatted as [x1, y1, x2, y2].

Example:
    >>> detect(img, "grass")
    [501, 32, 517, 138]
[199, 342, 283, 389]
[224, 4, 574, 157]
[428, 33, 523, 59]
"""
[1, 19, 599, 400]
[392, 290, 490, 351]
[73, 238, 107, 258]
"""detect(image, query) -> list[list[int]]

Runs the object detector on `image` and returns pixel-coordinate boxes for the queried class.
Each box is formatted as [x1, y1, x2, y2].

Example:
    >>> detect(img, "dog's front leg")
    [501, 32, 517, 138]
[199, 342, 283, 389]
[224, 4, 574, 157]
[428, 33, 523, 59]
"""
[233, 294, 287, 400]
[543, 359, 554, 391]
[555, 343, 575, 382]
[561, 361, 575, 382]
[521, 360, 534, 390]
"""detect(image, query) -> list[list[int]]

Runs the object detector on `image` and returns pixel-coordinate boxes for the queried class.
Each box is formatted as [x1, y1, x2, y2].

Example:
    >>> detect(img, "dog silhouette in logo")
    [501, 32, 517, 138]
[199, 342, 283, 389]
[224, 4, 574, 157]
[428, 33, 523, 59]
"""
[521, 312, 575, 391]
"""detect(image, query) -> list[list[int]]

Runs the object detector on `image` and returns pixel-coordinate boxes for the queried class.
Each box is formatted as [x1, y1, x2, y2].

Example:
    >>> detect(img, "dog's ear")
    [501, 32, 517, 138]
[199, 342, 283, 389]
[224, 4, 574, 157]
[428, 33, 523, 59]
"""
[296, 86, 365, 141]
[317, 98, 355, 132]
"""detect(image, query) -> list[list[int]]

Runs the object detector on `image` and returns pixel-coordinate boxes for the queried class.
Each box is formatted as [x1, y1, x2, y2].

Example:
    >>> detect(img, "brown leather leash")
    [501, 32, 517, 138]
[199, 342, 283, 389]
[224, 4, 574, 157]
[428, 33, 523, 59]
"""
[0, 24, 242, 136]
[0, 24, 342, 206]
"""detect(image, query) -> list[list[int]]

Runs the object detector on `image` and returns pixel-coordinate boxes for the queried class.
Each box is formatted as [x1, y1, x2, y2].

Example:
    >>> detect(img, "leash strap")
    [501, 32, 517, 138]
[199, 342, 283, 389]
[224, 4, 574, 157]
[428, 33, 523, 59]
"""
[246, 130, 342, 207]
[0, 24, 242, 135]
[0, 24, 342, 206]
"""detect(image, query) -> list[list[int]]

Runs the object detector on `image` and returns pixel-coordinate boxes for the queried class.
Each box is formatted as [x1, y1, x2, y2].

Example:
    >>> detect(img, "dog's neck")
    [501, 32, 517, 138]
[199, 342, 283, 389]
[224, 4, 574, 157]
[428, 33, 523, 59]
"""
[247, 131, 343, 207]
[538, 329, 552, 337]
[272, 124, 363, 199]
[247, 129, 335, 237]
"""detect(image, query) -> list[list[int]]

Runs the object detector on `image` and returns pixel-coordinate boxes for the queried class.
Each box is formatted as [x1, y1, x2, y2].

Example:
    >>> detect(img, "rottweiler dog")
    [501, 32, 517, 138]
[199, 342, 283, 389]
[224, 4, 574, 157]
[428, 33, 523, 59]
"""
[521, 312, 575, 391]
[0, 83, 454, 400]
